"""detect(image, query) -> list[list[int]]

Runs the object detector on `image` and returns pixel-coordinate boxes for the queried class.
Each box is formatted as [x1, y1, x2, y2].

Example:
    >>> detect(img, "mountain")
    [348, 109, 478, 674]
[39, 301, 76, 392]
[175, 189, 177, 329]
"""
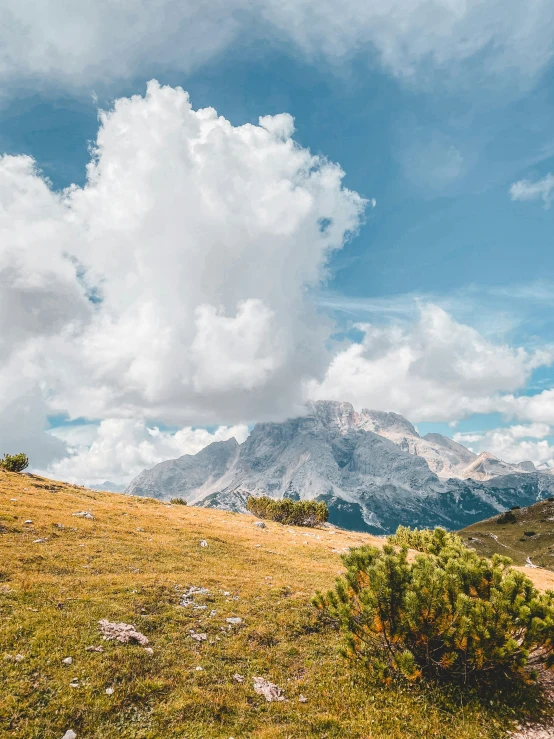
[89, 480, 126, 492]
[125, 400, 554, 534]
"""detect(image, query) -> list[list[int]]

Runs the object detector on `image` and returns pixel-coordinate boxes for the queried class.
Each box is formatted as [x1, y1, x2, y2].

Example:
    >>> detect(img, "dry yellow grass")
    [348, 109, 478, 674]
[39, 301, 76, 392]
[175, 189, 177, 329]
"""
[0, 470, 547, 738]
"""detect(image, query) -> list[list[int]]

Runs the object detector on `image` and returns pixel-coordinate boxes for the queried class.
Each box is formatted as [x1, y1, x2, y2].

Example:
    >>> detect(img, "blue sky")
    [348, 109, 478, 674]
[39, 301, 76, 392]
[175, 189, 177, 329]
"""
[2, 1, 554, 484]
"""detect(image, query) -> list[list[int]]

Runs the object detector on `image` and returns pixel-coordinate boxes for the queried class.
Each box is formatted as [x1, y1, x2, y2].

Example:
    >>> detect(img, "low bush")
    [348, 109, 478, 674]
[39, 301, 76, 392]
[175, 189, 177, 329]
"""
[387, 525, 463, 555]
[314, 527, 554, 685]
[247, 495, 328, 527]
[0, 453, 29, 473]
[524, 531, 537, 537]
[497, 511, 517, 524]
[170, 497, 187, 505]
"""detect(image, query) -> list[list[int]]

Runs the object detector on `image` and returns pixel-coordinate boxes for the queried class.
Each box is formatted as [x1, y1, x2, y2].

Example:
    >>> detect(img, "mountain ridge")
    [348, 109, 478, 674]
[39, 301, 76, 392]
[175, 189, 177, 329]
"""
[125, 401, 554, 533]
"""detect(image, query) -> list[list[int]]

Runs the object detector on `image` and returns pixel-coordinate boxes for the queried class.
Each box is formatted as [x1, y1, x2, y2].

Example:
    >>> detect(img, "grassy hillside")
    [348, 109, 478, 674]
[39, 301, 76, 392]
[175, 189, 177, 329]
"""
[0, 470, 550, 739]
[460, 498, 554, 571]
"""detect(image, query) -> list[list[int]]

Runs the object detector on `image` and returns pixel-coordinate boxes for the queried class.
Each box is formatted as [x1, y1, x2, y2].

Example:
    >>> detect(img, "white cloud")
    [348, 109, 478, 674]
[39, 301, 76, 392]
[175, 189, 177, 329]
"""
[307, 304, 554, 422]
[510, 173, 554, 207]
[454, 423, 554, 467]
[0, 1, 553, 88]
[0, 80, 364, 476]
[45, 420, 249, 486]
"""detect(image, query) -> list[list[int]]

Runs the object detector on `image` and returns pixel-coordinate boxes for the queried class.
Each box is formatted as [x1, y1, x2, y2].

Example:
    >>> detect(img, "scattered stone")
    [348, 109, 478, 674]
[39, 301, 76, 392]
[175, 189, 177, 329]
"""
[24, 520, 33, 524]
[253, 677, 285, 702]
[85, 645, 104, 652]
[9, 498, 18, 501]
[33, 539, 47, 544]
[69, 679, 79, 688]
[179, 586, 210, 607]
[72, 511, 95, 520]
[233, 673, 244, 683]
[62, 657, 73, 665]
[298, 694, 308, 703]
[253, 521, 266, 528]
[98, 619, 149, 646]
[14, 654, 24, 662]
[226, 617, 242, 625]
[144, 647, 154, 655]
[199, 540, 209, 548]
[62, 731, 77, 739]
[190, 632, 207, 642]
[210, 610, 217, 617]
[195, 665, 203, 671]
[105, 687, 114, 695]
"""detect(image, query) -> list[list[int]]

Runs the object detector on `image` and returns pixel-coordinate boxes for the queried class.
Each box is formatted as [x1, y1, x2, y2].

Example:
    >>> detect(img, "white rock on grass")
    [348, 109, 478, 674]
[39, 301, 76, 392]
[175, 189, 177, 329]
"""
[62, 657, 73, 665]
[143, 647, 154, 655]
[253, 521, 266, 528]
[98, 619, 149, 646]
[15, 654, 25, 662]
[72, 511, 95, 520]
[179, 586, 210, 607]
[233, 673, 245, 683]
[62, 731, 77, 739]
[105, 687, 114, 695]
[253, 677, 285, 702]
[190, 632, 207, 642]
[226, 618, 242, 625]
[199, 540, 209, 548]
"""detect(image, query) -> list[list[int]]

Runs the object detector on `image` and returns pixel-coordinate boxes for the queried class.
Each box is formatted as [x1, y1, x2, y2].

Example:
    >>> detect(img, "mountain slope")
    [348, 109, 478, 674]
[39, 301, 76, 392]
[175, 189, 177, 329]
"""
[460, 497, 554, 571]
[2, 468, 537, 739]
[125, 401, 554, 534]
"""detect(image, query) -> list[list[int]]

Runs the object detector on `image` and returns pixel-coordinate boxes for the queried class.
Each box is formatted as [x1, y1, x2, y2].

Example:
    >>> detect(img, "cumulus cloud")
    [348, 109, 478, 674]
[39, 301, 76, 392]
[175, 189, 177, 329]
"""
[510, 173, 554, 208]
[45, 420, 249, 486]
[307, 304, 554, 422]
[0, 80, 364, 477]
[454, 423, 554, 467]
[0, 1, 552, 88]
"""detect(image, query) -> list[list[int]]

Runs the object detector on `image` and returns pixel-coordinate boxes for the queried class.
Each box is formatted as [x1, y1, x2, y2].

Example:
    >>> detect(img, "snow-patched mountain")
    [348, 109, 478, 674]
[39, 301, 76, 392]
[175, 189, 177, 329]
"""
[125, 401, 554, 533]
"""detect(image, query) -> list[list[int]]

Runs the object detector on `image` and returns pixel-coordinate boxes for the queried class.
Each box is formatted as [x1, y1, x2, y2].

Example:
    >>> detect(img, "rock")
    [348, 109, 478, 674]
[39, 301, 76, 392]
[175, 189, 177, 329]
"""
[105, 687, 114, 695]
[62, 731, 77, 739]
[199, 540, 209, 548]
[143, 647, 154, 655]
[72, 511, 95, 520]
[190, 632, 207, 642]
[24, 520, 33, 524]
[179, 586, 210, 607]
[298, 694, 308, 703]
[85, 645, 104, 652]
[233, 673, 244, 683]
[62, 657, 73, 665]
[98, 619, 149, 646]
[33, 539, 47, 544]
[14, 654, 24, 662]
[253, 676, 285, 702]
[195, 665, 203, 671]
[253, 521, 266, 528]
[69, 679, 79, 688]
[226, 617, 242, 625]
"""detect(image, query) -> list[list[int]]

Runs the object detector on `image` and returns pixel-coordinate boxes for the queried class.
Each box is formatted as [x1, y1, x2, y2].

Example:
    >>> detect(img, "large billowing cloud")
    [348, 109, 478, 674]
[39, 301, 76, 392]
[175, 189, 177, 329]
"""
[1, 1, 552, 88]
[307, 304, 554, 422]
[0, 80, 364, 474]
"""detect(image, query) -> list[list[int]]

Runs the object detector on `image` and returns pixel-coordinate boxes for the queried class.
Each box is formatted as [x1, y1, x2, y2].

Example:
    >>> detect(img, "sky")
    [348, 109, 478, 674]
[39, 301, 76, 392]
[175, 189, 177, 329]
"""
[2, 0, 554, 486]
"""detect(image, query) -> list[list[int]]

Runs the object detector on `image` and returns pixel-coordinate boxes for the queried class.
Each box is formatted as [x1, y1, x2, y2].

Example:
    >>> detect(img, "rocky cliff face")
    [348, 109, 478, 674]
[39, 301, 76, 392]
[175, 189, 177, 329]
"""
[125, 400, 552, 533]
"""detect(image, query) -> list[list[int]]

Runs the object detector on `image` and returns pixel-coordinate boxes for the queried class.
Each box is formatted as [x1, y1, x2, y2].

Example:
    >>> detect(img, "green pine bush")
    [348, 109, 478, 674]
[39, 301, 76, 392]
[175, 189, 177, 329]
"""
[0, 453, 29, 473]
[170, 497, 187, 505]
[247, 495, 328, 527]
[314, 527, 554, 684]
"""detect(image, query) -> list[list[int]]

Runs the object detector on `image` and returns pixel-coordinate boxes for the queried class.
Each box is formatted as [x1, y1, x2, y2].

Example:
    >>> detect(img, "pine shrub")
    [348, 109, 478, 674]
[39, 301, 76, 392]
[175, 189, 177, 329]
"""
[314, 528, 554, 684]
[497, 510, 517, 524]
[247, 495, 328, 527]
[0, 453, 29, 473]
[170, 497, 187, 505]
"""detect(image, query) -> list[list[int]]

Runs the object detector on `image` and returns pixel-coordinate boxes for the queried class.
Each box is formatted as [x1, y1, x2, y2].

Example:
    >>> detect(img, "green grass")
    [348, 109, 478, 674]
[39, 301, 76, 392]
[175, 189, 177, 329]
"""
[0, 470, 550, 738]
[460, 498, 554, 570]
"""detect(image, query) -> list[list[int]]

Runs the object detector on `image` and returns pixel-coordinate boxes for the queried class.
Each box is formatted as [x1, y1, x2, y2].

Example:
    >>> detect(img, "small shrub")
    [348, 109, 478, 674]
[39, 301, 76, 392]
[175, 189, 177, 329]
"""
[524, 531, 537, 537]
[511, 505, 521, 510]
[0, 453, 29, 473]
[497, 510, 517, 524]
[548, 497, 554, 502]
[247, 495, 328, 527]
[170, 497, 187, 505]
[314, 528, 554, 685]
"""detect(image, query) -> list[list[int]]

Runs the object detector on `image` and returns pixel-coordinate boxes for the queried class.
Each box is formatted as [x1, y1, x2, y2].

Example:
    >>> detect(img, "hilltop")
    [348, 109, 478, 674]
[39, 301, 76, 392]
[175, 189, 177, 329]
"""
[1, 469, 553, 738]
[460, 498, 554, 572]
